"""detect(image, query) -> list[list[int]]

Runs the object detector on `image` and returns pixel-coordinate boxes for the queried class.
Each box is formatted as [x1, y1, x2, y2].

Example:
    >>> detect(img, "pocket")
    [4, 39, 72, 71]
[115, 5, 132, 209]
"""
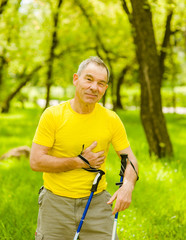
[38, 186, 46, 206]
[35, 232, 43, 240]
[104, 191, 113, 207]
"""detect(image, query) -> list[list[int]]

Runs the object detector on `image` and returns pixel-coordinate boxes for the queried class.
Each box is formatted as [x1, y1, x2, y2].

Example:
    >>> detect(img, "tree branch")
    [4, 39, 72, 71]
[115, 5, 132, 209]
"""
[121, 0, 133, 24]
[0, 0, 8, 15]
[45, 0, 63, 108]
[74, 0, 108, 54]
[1, 65, 42, 113]
[159, 10, 173, 80]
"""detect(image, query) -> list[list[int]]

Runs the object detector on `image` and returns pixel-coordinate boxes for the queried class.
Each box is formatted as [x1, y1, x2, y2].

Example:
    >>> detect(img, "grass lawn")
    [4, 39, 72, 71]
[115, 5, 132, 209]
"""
[0, 107, 185, 240]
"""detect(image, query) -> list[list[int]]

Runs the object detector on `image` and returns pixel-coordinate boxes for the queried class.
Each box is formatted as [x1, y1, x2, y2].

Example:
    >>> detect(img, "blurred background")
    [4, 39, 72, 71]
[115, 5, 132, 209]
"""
[0, 0, 185, 239]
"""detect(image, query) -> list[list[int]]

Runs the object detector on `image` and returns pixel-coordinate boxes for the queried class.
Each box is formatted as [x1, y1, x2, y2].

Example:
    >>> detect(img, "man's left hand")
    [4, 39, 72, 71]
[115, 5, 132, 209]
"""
[107, 180, 134, 215]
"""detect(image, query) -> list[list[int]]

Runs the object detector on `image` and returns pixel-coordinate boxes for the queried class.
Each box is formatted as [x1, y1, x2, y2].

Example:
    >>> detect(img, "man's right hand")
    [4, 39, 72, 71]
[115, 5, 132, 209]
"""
[81, 141, 105, 169]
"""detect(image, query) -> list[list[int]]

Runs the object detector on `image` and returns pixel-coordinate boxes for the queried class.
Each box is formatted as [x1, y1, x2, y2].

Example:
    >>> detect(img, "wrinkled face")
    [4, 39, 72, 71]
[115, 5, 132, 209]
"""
[73, 63, 108, 104]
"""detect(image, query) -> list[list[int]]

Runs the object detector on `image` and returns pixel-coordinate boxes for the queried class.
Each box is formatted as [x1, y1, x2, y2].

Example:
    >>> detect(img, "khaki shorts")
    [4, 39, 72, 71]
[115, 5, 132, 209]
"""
[35, 187, 119, 240]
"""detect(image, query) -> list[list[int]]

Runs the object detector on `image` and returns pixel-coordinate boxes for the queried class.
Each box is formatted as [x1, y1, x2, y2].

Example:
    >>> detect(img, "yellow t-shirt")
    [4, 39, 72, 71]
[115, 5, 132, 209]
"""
[33, 100, 129, 198]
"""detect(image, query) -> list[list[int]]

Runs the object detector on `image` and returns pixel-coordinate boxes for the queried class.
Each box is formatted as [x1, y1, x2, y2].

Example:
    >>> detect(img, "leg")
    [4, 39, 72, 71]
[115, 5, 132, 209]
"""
[78, 191, 119, 240]
[35, 188, 76, 240]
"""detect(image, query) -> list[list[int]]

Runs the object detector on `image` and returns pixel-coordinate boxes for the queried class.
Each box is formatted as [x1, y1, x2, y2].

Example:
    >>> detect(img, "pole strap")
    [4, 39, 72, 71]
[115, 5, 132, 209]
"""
[120, 154, 139, 181]
[116, 154, 139, 186]
[127, 157, 139, 181]
[78, 154, 95, 169]
[78, 154, 105, 174]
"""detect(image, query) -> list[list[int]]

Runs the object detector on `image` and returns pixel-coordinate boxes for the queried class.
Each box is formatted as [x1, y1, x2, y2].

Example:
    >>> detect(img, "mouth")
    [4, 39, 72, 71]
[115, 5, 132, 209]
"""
[85, 93, 98, 98]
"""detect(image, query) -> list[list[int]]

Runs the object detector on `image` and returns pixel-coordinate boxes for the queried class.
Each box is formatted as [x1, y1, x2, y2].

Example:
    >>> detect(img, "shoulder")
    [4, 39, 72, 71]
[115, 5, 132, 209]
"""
[96, 103, 120, 120]
[44, 101, 69, 117]
[39, 102, 69, 126]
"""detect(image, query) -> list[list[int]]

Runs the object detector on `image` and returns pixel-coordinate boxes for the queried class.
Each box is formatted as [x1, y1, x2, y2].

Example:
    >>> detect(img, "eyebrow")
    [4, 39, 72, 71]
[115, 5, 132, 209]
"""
[85, 74, 108, 83]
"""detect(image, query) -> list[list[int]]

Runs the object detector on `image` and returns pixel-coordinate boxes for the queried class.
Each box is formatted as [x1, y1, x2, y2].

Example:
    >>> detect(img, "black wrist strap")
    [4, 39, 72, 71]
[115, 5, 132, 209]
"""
[78, 154, 100, 172]
[78, 154, 91, 167]
[128, 157, 139, 181]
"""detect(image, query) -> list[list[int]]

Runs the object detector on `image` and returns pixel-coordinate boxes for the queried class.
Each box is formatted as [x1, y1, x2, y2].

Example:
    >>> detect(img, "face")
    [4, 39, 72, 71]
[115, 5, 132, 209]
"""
[73, 63, 108, 105]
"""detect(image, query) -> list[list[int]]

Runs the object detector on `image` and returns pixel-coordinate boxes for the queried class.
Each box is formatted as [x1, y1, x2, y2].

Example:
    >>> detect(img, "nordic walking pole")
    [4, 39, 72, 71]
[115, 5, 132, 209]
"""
[73, 170, 105, 240]
[111, 154, 127, 240]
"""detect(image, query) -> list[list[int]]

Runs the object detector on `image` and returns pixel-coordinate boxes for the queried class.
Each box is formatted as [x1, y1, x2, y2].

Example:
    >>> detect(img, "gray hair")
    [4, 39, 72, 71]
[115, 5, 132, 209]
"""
[77, 56, 110, 82]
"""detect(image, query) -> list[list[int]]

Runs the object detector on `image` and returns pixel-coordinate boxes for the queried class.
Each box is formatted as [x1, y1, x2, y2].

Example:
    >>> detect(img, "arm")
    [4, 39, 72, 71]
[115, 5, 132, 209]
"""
[30, 141, 105, 172]
[107, 146, 138, 214]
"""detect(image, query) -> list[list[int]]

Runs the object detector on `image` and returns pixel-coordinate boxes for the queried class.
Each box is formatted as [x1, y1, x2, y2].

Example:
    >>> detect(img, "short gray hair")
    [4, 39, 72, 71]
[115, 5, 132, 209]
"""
[77, 56, 110, 82]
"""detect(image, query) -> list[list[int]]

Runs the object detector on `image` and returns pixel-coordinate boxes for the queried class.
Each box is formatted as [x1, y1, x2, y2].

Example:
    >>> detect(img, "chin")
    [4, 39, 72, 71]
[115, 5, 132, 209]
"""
[85, 100, 97, 104]
[84, 97, 98, 104]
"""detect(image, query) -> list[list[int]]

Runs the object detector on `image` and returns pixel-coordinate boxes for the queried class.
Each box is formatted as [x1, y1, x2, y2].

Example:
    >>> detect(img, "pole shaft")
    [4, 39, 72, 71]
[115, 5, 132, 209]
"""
[111, 175, 123, 239]
[75, 192, 94, 237]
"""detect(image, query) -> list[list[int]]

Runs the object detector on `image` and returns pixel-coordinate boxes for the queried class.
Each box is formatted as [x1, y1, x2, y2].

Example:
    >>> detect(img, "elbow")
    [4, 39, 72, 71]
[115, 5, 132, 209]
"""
[30, 143, 47, 172]
[30, 156, 40, 172]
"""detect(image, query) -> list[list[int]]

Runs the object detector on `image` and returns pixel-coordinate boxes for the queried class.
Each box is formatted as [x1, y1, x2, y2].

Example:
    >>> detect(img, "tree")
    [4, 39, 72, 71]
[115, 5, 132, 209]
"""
[0, 0, 47, 112]
[116, 65, 131, 109]
[121, 0, 174, 157]
[44, 0, 63, 109]
[1, 65, 42, 112]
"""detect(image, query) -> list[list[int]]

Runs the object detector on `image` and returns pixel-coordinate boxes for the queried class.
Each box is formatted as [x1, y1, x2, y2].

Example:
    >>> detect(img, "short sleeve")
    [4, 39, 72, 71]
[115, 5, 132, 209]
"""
[33, 107, 55, 147]
[111, 113, 130, 151]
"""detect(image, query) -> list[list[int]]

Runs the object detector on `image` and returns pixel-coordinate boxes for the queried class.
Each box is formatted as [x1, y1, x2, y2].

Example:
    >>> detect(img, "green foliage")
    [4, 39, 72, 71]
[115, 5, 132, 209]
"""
[1, 0, 186, 112]
[162, 87, 186, 108]
[0, 107, 185, 239]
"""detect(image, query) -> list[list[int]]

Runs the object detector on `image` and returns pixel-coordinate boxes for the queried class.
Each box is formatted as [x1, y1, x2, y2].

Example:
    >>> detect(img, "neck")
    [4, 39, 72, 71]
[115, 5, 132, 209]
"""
[70, 98, 95, 114]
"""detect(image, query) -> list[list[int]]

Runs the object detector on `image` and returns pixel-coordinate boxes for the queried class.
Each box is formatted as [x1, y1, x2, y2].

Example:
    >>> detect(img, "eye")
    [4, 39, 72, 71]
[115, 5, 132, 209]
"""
[86, 78, 93, 82]
[98, 82, 107, 87]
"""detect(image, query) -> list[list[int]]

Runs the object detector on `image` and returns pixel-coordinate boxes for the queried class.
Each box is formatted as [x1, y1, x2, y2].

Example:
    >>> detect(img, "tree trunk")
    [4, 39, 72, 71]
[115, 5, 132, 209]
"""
[115, 66, 130, 110]
[1, 79, 29, 113]
[0, 55, 6, 89]
[159, 11, 173, 82]
[44, 0, 63, 109]
[130, 0, 173, 157]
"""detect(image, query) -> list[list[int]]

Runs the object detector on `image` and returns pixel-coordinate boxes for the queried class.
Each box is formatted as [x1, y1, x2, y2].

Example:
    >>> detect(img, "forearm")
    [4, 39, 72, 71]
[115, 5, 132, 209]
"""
[30, 154, 84, 173]
[30, 141, 105, 173]
[124, 154, 138, 180]
[108, 147, 138, 214]
[30, 143, 85, 172]
[117, 146, 139, 188]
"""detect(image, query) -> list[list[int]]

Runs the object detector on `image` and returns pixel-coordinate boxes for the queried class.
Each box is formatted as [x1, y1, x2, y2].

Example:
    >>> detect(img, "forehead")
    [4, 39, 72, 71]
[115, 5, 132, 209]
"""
[81, 63, 108, 81]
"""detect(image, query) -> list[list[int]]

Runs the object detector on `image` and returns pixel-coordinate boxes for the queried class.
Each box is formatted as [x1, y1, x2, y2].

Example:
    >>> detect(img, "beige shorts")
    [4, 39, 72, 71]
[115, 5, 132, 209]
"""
[35, 187, 119, 240]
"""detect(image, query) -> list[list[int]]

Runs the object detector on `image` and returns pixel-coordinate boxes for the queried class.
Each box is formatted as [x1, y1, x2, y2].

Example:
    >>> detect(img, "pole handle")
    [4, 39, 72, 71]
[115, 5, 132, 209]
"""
[119, 154, 127, 177]
[91, 170, 105, 192]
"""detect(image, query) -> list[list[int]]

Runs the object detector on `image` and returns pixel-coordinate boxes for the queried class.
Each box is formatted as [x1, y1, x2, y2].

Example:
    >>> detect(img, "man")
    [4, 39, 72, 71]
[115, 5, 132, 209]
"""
[30, 56, 138, 240]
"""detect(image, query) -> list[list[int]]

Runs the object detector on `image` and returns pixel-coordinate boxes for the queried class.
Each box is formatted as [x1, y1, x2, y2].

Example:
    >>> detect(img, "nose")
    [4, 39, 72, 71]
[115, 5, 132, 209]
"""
[89, 81, 98, 91]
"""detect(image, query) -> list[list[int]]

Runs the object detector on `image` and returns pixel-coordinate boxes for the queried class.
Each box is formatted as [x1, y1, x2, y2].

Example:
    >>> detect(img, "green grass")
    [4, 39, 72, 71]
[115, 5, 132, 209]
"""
[0, 107, 185, 239]
[107, 110, 186, 239]
[0, 107, 42, 156]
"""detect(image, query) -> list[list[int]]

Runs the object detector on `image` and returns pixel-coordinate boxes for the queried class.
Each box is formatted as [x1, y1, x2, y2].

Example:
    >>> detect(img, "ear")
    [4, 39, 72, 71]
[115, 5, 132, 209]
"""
[105, 84, 108, 91]
[73, 73, 78, 86]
